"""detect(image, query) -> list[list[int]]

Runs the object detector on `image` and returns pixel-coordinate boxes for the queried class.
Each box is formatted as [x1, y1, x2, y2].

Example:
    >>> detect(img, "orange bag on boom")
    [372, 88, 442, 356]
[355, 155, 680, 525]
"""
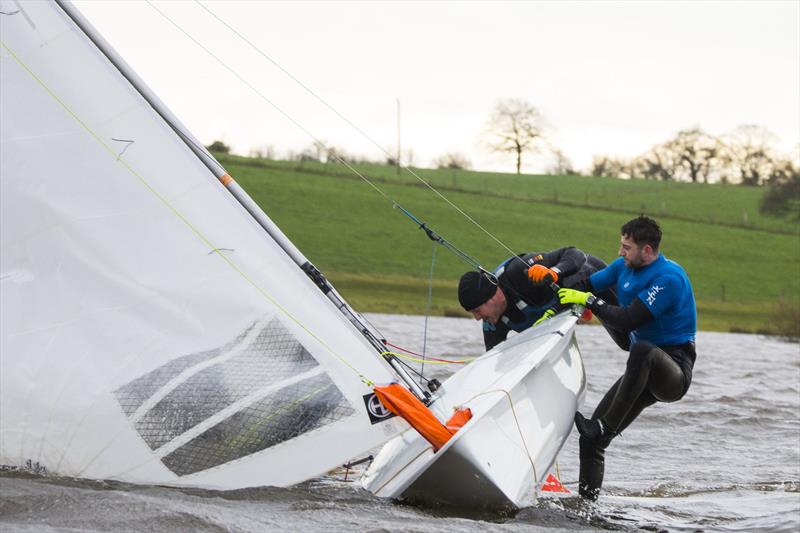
[373, 384, 471, 451]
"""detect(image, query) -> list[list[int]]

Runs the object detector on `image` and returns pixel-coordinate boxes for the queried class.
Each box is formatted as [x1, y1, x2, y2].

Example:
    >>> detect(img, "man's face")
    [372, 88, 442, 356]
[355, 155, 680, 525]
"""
[619, 234, 648, 268]
[470, 288, 506, 324]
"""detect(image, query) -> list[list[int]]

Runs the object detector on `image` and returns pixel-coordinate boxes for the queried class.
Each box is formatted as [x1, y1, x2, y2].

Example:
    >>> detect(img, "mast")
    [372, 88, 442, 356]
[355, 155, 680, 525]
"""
[55, 0, 429, 401]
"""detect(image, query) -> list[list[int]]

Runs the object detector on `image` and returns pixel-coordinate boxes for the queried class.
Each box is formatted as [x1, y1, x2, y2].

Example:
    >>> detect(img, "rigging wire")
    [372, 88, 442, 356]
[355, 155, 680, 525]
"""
[195, 0, 524, 266]
[149, 0, 528, 272]
[420, 243, 437, 382]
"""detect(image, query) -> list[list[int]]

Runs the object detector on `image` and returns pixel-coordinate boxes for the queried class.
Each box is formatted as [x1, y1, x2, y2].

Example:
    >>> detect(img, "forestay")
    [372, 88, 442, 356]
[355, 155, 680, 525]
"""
[0, 0, 404, 489]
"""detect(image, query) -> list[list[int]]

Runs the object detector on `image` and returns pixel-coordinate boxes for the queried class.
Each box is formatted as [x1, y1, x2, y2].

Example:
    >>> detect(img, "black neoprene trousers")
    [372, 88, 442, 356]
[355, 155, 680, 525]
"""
[579, 340, 689, 500]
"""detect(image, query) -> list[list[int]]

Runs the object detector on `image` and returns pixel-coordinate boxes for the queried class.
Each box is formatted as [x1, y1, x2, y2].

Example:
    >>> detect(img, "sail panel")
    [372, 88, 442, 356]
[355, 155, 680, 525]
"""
[0, 0, 405, 489]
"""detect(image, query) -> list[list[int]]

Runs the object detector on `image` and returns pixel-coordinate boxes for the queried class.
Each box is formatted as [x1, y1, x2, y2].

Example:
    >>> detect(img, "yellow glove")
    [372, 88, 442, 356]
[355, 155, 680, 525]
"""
[527, 264, 559, 285]
[558, 288, 592, 306]
[534, 308, 556, 325]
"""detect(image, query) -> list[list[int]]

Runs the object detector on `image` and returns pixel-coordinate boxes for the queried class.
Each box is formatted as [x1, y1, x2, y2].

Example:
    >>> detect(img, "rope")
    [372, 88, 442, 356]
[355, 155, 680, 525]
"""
[382, 350, 470, 366]
[420, 243, 437, 381]
[462, 389, 539, 484]
[380, 352, 445, 387]
[383, 342, 474, 363]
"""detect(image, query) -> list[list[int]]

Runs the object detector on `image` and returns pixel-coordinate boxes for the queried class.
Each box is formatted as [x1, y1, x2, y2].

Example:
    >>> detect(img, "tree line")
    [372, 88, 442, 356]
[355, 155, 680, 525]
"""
[206, 97, 799, 221]
[476, 98, 798, 220]
[587, 125, 796, 187]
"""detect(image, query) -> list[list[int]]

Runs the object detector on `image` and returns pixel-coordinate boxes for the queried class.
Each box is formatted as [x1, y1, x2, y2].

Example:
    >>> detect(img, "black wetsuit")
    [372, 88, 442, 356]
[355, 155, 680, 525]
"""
[577, 255, 697, 500]
[482, 247, 620, 350]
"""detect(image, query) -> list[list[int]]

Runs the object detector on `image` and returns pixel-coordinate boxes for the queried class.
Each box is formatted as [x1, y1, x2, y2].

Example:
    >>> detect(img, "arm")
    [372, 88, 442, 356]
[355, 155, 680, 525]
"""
[525, 247, 587, 285]
[560, 272, 682, 332]
[590, 297, 653, 334]
[588, 257, 623, 292]
[536, 247, 587, 279]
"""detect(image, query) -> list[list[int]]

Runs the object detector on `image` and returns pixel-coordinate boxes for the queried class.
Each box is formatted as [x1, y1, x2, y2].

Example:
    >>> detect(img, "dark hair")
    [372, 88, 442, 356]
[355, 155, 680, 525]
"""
[621, 215, 661, 251]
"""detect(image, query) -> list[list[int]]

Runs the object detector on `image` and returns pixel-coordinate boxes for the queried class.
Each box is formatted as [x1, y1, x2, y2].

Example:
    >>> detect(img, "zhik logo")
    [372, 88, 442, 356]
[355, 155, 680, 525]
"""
[646, 285, 664, 306]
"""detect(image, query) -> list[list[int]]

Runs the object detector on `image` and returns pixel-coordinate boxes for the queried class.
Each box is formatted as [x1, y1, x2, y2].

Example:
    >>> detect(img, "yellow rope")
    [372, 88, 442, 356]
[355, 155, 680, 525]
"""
[380, 351, 474, 365]
[462, 389, 538, 484]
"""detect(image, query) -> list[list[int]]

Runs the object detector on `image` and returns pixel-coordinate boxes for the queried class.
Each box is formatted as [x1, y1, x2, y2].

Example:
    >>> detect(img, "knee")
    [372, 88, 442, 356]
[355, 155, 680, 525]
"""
[626, 341, 656, 371]
[630, 340, 656, 358]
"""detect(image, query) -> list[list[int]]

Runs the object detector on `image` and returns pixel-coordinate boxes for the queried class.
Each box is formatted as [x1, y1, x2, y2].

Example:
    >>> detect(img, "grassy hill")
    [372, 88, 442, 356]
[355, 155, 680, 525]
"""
[216, 154, 800, 337]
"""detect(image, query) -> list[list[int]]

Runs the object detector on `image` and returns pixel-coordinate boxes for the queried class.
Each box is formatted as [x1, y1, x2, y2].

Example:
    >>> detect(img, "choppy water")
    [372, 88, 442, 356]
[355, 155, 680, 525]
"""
[2, 314, 798, 532]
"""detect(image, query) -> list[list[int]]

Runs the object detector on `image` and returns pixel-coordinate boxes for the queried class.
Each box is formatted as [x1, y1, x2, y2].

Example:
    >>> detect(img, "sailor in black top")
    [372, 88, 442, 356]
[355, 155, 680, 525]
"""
[457, 247, 623, 351]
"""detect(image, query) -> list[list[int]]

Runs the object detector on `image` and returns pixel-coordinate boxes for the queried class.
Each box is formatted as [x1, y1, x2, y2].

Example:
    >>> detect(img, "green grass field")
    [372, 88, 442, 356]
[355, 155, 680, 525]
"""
[226, 156, 799, 236]
[216, 154, 800, 336]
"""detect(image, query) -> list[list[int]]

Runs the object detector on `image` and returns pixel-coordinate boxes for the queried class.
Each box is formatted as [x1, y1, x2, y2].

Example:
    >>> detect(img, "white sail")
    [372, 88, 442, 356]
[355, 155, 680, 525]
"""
[0, 0, 405, 489]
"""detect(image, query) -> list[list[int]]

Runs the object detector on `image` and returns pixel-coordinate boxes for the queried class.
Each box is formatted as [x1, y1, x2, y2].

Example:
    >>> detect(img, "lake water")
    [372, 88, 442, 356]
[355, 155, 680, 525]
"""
[2, 314, 798, 532]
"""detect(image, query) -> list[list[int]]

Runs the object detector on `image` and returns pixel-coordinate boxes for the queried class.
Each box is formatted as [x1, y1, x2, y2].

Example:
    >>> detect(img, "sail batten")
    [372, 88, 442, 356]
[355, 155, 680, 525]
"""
[1, 0, 405, 489]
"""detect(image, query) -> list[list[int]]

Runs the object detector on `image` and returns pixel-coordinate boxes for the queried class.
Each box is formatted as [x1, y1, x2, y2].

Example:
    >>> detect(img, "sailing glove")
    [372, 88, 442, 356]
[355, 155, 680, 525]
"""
[534, 308, 556, 325]
[558, 288, 592, 306]
[527, 264, 559, 285]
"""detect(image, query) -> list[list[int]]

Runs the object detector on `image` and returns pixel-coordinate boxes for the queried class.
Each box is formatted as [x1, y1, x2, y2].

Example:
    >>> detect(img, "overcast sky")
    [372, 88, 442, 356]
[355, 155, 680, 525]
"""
[74, 1, 799, 173]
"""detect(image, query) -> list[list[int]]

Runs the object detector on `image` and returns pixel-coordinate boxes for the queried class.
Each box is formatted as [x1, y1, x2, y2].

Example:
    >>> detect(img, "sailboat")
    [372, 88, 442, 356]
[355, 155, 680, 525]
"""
[363, 311, 585, 508]
[0, 0, 585, 508]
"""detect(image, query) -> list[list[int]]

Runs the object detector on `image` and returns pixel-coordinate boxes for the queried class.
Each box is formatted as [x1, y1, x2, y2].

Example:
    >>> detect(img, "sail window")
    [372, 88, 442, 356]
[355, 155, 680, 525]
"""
[115, 324, 255, 417]
[113, 317, 349, 464]
[162, 373, 354, 476]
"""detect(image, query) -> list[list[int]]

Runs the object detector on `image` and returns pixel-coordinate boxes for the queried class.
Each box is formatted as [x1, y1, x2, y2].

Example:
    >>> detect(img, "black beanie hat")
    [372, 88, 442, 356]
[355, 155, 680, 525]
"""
[458, 271, 497, 311]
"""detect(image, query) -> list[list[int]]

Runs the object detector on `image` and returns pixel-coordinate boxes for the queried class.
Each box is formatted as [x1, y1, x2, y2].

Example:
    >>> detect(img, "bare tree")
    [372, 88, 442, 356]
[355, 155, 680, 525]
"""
[590, 155, 629, 178]
[484, 98, 548, 174]
[633, 143, 681, 181]
[549, 148, 577, 175]
[668, 128, 722, 183]
[434, 152, 472, 170]
[720, 125, 781, 186]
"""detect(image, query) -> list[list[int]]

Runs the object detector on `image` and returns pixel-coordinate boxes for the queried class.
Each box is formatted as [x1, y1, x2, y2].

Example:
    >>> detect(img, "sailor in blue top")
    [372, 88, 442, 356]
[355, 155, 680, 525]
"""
[556, 215, 697, 501]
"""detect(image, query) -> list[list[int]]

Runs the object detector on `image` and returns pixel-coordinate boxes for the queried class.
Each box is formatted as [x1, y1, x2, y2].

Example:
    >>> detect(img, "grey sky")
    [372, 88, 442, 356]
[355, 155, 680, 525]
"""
[75, 1, 800, 173]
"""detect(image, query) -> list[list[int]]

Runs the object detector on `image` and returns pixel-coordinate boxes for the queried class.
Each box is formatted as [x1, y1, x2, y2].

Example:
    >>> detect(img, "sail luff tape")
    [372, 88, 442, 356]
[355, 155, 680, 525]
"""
[220, 173, 234, 186]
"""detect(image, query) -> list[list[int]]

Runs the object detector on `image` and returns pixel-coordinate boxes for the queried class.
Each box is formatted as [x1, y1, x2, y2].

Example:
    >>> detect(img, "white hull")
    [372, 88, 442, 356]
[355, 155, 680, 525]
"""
[362, 311, 586, 509]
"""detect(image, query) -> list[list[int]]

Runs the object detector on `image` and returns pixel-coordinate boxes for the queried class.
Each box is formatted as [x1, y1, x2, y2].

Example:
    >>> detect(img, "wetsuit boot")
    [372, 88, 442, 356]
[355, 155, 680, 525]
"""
[575, 412, 616, 448]
[578, 436, 605, 501]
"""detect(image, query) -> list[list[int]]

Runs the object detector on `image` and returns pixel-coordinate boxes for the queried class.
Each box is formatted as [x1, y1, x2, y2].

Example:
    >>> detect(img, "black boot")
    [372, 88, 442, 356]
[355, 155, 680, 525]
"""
[574, 412, 615, 448]
[578, 436, 604, 501]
